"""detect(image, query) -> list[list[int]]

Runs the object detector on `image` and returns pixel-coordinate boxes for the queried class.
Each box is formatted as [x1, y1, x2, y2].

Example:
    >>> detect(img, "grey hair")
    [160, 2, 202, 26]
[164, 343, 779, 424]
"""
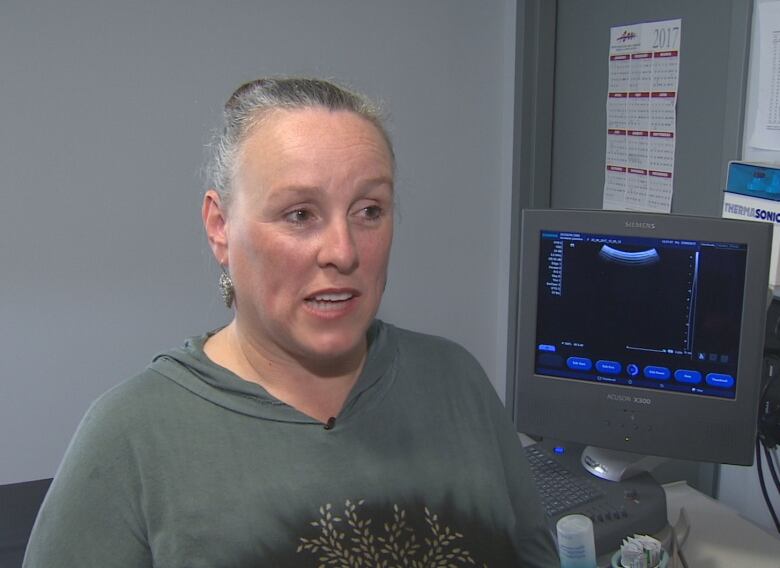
[205, 76, 394, 204]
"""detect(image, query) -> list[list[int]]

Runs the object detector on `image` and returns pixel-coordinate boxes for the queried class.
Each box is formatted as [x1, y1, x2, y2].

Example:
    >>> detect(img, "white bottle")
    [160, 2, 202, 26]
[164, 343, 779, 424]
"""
[556, 514, 597, 568]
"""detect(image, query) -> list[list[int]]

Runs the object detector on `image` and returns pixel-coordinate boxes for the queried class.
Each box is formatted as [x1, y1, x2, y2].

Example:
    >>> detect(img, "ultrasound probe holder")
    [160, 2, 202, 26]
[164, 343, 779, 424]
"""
[722, 161, 780, 289]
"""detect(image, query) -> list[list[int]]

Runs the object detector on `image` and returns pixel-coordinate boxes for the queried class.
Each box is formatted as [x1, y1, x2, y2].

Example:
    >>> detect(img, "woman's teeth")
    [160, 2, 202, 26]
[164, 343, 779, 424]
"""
[306, 292, 354, 311]
[312, 292, 353, 302]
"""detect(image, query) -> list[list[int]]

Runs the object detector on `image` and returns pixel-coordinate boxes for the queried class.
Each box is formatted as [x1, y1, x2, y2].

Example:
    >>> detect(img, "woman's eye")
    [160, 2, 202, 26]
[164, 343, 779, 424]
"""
[360, 205, 383, 221]
[284, 209, 313, 224]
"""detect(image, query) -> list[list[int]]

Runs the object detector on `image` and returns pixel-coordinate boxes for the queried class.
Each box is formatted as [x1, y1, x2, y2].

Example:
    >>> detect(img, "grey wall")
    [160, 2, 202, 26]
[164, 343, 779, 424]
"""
[1, 0, 519, 484]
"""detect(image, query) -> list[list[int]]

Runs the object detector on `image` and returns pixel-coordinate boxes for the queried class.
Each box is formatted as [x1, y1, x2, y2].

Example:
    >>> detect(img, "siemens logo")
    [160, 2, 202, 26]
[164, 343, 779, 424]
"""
[723, 202, 780, 224]
[606, 393, 652, 405]
[625, 221, 656, 229]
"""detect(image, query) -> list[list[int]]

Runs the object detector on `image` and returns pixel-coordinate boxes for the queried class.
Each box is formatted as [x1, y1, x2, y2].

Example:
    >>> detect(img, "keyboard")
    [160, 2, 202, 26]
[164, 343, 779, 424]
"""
[523, 441, 669, 556]
[524, 443, 606, 517]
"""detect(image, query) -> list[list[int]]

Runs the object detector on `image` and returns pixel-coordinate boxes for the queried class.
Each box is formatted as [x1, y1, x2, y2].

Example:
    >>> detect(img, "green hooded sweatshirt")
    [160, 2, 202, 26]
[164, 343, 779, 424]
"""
[24, 320, 558, 567]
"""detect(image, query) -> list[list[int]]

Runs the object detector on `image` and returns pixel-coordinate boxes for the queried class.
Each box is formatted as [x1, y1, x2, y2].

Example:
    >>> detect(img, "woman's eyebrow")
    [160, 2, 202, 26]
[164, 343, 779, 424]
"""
[264, 185, 321, 204]
[266, 177, 394, 203]
[356, 176, 395, 194]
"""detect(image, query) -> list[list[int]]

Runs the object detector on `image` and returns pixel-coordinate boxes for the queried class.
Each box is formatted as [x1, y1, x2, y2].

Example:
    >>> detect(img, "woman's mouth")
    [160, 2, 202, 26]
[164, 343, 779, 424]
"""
[304, 291, 357, 312]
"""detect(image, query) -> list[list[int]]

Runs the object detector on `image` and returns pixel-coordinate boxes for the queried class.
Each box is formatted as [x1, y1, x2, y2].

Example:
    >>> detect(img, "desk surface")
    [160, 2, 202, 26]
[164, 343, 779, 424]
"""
[663, 481, 780, 567]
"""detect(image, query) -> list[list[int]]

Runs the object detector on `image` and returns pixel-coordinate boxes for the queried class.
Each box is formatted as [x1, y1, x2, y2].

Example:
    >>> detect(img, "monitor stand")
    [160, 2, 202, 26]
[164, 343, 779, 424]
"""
[581, 445, 669, 482]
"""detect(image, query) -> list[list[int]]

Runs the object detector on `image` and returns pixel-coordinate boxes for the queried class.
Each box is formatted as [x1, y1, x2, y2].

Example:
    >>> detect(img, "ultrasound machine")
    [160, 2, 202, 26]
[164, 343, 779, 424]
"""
[510, 208, 773, 559]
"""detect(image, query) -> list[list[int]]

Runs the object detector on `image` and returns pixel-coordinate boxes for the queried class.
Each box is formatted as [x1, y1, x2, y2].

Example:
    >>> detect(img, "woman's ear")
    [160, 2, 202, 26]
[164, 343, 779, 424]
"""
[202, 189, 229, 265]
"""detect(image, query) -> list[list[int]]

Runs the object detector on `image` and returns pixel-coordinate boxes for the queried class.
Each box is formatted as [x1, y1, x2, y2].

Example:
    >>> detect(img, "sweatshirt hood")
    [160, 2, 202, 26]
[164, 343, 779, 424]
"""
[147, 320, 399, 424]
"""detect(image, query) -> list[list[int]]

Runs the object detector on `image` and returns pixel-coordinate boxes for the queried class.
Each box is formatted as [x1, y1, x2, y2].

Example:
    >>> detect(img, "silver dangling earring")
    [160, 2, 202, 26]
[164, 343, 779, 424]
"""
[218, 269, 235, 309]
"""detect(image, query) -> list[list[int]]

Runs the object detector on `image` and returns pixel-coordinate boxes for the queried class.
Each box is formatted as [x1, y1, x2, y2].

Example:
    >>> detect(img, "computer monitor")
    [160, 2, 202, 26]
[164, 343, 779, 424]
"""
[513, 208, 772, 479]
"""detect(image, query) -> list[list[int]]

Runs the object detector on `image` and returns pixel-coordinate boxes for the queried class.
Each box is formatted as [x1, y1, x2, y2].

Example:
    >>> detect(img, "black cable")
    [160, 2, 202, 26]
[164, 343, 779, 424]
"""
[771, 446, 780, 479]
[763, 442, 780, 496]
[756, 437, 780, 534]
[763, 442, 780, 535]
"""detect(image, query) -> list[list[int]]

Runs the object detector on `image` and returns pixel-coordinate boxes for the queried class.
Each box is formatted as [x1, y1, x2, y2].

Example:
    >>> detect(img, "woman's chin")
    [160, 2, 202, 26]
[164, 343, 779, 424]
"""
[307, 339, 363, 362]
[296, 330, 368, 367]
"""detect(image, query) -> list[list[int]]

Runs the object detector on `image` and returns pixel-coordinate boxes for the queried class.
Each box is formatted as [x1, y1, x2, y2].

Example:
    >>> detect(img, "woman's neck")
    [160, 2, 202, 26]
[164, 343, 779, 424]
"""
[203, 321, 366, 423]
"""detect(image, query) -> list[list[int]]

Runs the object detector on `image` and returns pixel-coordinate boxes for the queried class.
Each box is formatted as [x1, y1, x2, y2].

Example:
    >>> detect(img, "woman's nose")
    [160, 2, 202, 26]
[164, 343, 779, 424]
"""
[317, 219, 359, 273]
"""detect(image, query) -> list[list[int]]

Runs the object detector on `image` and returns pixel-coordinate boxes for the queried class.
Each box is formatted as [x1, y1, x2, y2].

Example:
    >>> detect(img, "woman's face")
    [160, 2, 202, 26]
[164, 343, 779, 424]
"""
[210, 108, 394, 367]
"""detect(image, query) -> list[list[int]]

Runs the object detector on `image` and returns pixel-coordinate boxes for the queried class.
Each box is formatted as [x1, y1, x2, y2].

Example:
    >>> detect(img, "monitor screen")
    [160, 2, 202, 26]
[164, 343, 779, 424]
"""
[513, 209, 772, 465]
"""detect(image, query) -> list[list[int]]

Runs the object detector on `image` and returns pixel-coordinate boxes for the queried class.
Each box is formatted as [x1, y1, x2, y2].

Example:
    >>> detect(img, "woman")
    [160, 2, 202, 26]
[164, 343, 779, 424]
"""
[24, 77, 558, 567]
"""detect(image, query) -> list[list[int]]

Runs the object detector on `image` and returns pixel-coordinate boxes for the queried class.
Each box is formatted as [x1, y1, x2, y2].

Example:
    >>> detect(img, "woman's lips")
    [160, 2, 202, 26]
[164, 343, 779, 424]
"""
[303, 290, 360, 315]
